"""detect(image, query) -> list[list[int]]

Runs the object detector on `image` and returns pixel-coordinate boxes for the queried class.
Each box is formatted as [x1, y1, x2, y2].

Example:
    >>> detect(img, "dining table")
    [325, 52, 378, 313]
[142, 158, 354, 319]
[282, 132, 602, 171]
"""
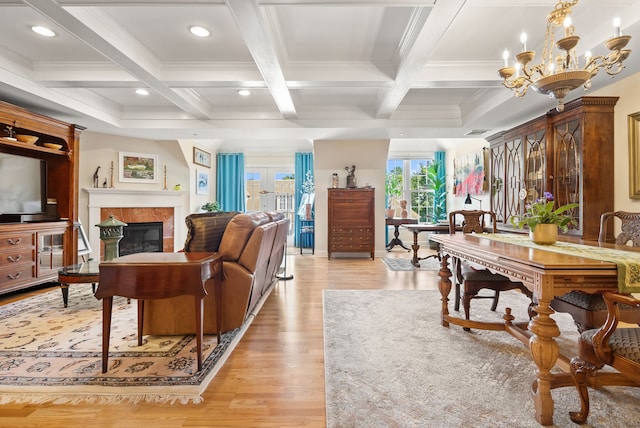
[428, 232, 640, 426]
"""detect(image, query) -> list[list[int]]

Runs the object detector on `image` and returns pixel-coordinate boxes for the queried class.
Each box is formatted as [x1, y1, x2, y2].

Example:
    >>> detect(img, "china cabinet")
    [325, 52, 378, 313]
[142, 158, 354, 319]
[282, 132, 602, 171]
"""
[0, 100, 82, 295]
[488, 96, 618, 241]
[327, 188, 375, 259]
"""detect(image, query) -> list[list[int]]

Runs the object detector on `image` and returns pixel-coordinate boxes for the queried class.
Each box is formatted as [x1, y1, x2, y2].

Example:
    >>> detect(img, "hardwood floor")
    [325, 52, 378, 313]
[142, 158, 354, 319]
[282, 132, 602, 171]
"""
[0, 250, 439, 427]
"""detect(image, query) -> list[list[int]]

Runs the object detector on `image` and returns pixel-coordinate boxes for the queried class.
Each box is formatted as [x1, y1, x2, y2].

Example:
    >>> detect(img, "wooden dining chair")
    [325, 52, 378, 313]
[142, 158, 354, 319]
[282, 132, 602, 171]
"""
[448, 210, 532, 329]
[551, 211, 640, 332]
[569, 291, 640, 424]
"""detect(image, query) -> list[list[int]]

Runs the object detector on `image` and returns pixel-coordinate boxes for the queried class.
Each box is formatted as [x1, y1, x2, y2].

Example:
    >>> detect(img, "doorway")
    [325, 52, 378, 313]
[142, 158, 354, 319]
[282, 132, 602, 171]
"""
[245, 167, 295, 239]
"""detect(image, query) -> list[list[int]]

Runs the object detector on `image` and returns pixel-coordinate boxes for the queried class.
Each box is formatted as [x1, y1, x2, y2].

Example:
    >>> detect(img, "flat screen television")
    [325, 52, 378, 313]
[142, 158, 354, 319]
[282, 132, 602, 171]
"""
[0, 152, 47, 216]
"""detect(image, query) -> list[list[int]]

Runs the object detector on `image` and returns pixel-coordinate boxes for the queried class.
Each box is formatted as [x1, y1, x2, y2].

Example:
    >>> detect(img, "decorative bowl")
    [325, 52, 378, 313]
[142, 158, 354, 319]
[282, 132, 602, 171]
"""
[43, 143, 63, 150]
[16, 134, 39, 144]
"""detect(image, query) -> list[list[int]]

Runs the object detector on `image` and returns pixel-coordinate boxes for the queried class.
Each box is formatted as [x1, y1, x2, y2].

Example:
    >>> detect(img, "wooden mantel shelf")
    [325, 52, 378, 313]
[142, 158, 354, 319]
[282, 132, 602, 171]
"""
[83, 188, 187, 196]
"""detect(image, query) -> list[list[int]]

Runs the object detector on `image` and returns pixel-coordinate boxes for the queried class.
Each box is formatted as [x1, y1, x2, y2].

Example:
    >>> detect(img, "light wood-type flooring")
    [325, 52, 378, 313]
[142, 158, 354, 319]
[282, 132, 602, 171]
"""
[0, 250, 439, 427]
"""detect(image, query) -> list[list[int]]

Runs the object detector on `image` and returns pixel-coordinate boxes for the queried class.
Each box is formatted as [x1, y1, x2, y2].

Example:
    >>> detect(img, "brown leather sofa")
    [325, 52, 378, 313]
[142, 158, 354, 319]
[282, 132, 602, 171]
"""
[142, 211, 289, 334]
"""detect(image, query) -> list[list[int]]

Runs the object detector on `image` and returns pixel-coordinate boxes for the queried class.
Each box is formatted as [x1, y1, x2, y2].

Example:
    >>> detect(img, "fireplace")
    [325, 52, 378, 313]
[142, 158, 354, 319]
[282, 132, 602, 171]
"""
[119, 222, 164, 256]
[84, 188, 188, 260]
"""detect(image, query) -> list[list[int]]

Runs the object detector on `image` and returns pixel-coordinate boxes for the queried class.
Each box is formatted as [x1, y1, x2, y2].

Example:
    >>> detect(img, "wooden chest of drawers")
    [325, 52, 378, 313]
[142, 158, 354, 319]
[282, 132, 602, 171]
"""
[327, 188, 375, 259]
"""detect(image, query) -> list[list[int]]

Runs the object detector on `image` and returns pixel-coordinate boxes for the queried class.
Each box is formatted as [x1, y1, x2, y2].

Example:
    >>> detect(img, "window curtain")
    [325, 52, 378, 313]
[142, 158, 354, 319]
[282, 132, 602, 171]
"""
[435, 151, 447, 217]
[294, 152, 314, 248]
[216, 153, 245, 212]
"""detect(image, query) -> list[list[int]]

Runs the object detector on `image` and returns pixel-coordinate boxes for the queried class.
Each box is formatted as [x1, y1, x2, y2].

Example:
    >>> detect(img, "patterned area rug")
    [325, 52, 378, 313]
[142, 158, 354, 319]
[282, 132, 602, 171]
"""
[380, 257, 440, 271]
[323, 290, 640, 427]
[0, 285, 258, 405]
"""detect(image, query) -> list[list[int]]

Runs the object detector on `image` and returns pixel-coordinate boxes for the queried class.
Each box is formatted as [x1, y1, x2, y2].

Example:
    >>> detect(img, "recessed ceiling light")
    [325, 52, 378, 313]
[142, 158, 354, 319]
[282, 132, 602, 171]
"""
[237, 89, 251, 96]
[189, 26, 210, 38]
[32, 26, 55, 37]
[135, 89, 149, 96]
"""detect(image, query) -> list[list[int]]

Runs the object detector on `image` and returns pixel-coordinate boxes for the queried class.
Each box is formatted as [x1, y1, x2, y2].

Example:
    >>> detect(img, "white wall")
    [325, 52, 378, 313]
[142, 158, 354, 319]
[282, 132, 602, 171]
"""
[313, 139, 390, 258]
[591, 71, 640, 213]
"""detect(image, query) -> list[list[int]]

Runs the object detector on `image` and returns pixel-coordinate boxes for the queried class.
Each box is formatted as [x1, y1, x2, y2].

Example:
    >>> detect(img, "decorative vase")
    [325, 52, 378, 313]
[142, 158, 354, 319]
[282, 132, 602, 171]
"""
[305, 203, 313, 220]
[400, 199, 408, 219]
[331, 173, 339, 188]
[386, 208, 395, 218]
[530, 224, 558, 245]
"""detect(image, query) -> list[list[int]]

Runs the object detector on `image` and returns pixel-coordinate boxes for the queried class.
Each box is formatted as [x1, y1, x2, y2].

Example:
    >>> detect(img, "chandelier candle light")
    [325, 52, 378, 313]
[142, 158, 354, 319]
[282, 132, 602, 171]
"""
[499, 0, 631, 112]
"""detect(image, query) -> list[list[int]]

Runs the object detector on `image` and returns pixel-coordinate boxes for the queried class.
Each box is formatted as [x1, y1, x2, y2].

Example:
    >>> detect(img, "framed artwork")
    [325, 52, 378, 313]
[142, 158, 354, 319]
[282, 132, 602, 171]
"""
[119, 151, 158, 183]
[196, 169, 209, 195]
[629, 111, 640, 199]
[193, 147, 211, 168]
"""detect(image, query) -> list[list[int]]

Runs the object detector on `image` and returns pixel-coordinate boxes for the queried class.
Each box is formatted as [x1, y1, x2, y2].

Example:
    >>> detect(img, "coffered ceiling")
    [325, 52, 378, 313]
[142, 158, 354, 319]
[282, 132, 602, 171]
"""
[0, 0, 639, 151]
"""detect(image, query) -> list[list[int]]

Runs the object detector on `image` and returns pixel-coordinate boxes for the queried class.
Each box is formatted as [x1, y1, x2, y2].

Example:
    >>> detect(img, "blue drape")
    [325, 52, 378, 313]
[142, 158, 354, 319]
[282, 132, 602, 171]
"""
[435, 151, 447, 216]
[216, 153, 245, 212]
[294, 152, 314, 248]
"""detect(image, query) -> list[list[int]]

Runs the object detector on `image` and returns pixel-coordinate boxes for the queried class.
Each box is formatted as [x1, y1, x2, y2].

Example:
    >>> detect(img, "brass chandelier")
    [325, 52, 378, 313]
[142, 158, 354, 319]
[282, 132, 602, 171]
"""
[498, 0, 631, 111]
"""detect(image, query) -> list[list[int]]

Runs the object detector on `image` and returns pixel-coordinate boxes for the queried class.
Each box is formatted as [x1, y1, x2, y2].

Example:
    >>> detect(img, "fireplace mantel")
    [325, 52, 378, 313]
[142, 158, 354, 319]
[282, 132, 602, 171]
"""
[84, 188, 188, 258]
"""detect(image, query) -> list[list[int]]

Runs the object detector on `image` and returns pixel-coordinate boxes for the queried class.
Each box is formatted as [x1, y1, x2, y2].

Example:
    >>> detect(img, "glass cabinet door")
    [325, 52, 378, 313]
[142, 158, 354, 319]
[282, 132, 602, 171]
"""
[554, 118, 581, 231]
[505, 137, 524, 224]
[37, 230, 65, 278]
[524, 128, 546, 204]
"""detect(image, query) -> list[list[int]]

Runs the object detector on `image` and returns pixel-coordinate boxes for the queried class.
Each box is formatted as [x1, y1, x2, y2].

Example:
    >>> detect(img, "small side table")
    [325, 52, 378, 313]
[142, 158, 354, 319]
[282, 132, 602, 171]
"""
[58, 260, 100, 307]
[96, 252, 223, 373]
[300, 220, 314, 254]
[385, 217, 418, 251]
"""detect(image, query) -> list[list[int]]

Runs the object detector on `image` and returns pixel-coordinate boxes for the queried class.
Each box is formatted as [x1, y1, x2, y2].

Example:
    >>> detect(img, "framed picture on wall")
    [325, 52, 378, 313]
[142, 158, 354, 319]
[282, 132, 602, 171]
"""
[193, 147, 211, 168]
[119, 151, 158, 183]
[196, 169, 209, 195]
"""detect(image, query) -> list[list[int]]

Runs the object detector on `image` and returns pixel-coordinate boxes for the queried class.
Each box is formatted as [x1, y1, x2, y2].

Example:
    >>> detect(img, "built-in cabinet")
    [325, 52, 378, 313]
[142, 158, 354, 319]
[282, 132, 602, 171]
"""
[488, 96, 618, 241]
[327, 188, 375, 259]
[0, 100, 82, 295]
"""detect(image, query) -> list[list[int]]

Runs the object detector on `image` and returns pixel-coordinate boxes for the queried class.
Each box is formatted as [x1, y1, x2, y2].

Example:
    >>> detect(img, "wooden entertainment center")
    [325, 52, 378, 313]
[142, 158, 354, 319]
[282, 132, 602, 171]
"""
[0, 100, 82, 295]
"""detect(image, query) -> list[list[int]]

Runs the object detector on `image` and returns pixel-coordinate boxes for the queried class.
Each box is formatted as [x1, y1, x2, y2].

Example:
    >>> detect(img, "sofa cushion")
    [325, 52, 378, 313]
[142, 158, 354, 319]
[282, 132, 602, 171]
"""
[218, 211, 271, 262]
[183, 211, 239, 252]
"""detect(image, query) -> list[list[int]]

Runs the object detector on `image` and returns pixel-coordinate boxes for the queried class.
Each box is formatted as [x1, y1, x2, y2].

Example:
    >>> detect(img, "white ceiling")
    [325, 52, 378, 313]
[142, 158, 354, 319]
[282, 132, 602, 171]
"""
[0, 0, 639, 152]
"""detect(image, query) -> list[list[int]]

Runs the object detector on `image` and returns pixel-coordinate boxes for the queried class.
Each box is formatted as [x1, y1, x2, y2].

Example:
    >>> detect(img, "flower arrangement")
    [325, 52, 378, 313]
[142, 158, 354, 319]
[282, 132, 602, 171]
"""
[510, 192, 578, 232]
[301, 170, 315, 194]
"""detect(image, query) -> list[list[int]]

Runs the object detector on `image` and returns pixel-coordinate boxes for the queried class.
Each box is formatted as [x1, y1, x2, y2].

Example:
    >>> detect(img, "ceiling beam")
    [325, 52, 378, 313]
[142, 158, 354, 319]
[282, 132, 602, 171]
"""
[22, 0, 215, 120]
[226, 0, 297, 118]
[375, 0, 467, 119]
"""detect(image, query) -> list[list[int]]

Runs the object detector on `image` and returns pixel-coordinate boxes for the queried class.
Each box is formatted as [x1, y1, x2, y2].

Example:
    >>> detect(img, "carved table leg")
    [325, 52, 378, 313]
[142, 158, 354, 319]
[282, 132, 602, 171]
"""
[437, 254, 452, 327]
[411, 232, 420, 266]
[528, 297, 561, 426]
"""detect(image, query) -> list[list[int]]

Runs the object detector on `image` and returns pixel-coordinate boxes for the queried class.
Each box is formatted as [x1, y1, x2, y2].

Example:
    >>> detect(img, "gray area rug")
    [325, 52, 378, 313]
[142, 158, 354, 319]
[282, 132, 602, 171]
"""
[380, 257, 440, 271]
[323, 290, 640, 428]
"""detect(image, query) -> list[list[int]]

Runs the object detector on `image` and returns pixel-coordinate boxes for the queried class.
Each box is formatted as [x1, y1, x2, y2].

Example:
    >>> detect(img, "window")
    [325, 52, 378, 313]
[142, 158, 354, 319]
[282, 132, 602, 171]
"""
[386, 158, 434, 222]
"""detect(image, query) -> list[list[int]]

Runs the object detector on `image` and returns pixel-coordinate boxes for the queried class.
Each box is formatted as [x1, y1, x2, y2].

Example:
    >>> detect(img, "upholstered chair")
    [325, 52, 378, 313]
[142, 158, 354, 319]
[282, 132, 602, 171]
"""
[551, 211, 640, 332]
[448, 210, 532, 329]
[569, 291, 640, 424]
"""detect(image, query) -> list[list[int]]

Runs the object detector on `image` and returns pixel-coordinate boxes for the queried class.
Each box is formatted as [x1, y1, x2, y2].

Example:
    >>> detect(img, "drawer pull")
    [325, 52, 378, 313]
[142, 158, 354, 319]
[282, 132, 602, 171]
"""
[8, 238, 23, 245]
[7, 255, 23, 262]
[7, 272, 22, 280]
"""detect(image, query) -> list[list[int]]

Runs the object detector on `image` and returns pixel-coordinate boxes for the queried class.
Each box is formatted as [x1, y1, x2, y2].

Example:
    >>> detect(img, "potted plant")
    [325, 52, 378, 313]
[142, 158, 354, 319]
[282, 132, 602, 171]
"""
[201, 201, 222, 212]
[510, 191, 578, 244]
[426, 161, 446, 223]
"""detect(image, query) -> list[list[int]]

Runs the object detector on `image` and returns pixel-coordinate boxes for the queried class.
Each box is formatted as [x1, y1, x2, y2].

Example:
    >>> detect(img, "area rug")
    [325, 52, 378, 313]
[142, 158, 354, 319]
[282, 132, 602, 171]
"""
[380, 257, 440, 271]
[0, 285, 259, 405]
[323, 289, 640, 428]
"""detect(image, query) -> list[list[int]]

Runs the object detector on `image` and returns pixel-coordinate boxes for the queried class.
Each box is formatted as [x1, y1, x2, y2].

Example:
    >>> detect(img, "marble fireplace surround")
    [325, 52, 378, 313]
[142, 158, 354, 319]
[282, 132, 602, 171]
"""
[84, 188, 188, 260]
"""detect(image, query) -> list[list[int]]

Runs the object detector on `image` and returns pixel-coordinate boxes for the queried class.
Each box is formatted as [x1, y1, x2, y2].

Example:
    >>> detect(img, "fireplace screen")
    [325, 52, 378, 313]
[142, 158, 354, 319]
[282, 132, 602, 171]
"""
[119, 221, 163, 256]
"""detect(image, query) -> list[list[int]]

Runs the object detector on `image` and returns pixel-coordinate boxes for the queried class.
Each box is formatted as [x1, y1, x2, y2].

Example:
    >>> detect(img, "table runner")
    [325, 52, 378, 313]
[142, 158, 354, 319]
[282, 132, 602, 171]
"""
[478, 234, 640, 293]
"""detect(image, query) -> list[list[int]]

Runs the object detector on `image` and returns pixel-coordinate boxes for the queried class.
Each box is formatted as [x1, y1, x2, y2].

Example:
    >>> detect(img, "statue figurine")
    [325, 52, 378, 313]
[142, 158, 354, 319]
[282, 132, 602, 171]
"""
[102, 178, 108, 188]
[93, 166, 101, 188]
[345, 165, 356, 188]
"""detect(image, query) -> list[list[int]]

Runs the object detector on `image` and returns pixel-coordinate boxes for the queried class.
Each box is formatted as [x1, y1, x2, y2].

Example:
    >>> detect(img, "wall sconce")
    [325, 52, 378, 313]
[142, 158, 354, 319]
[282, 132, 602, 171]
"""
[464, 193, 483, 211]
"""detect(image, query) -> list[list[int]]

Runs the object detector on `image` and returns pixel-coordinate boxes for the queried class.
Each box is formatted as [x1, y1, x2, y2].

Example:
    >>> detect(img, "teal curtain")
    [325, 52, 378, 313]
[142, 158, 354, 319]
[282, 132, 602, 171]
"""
[216, 153, 245, 212]
[435, 151, 447, 219]
[294, 152, 314, 248]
